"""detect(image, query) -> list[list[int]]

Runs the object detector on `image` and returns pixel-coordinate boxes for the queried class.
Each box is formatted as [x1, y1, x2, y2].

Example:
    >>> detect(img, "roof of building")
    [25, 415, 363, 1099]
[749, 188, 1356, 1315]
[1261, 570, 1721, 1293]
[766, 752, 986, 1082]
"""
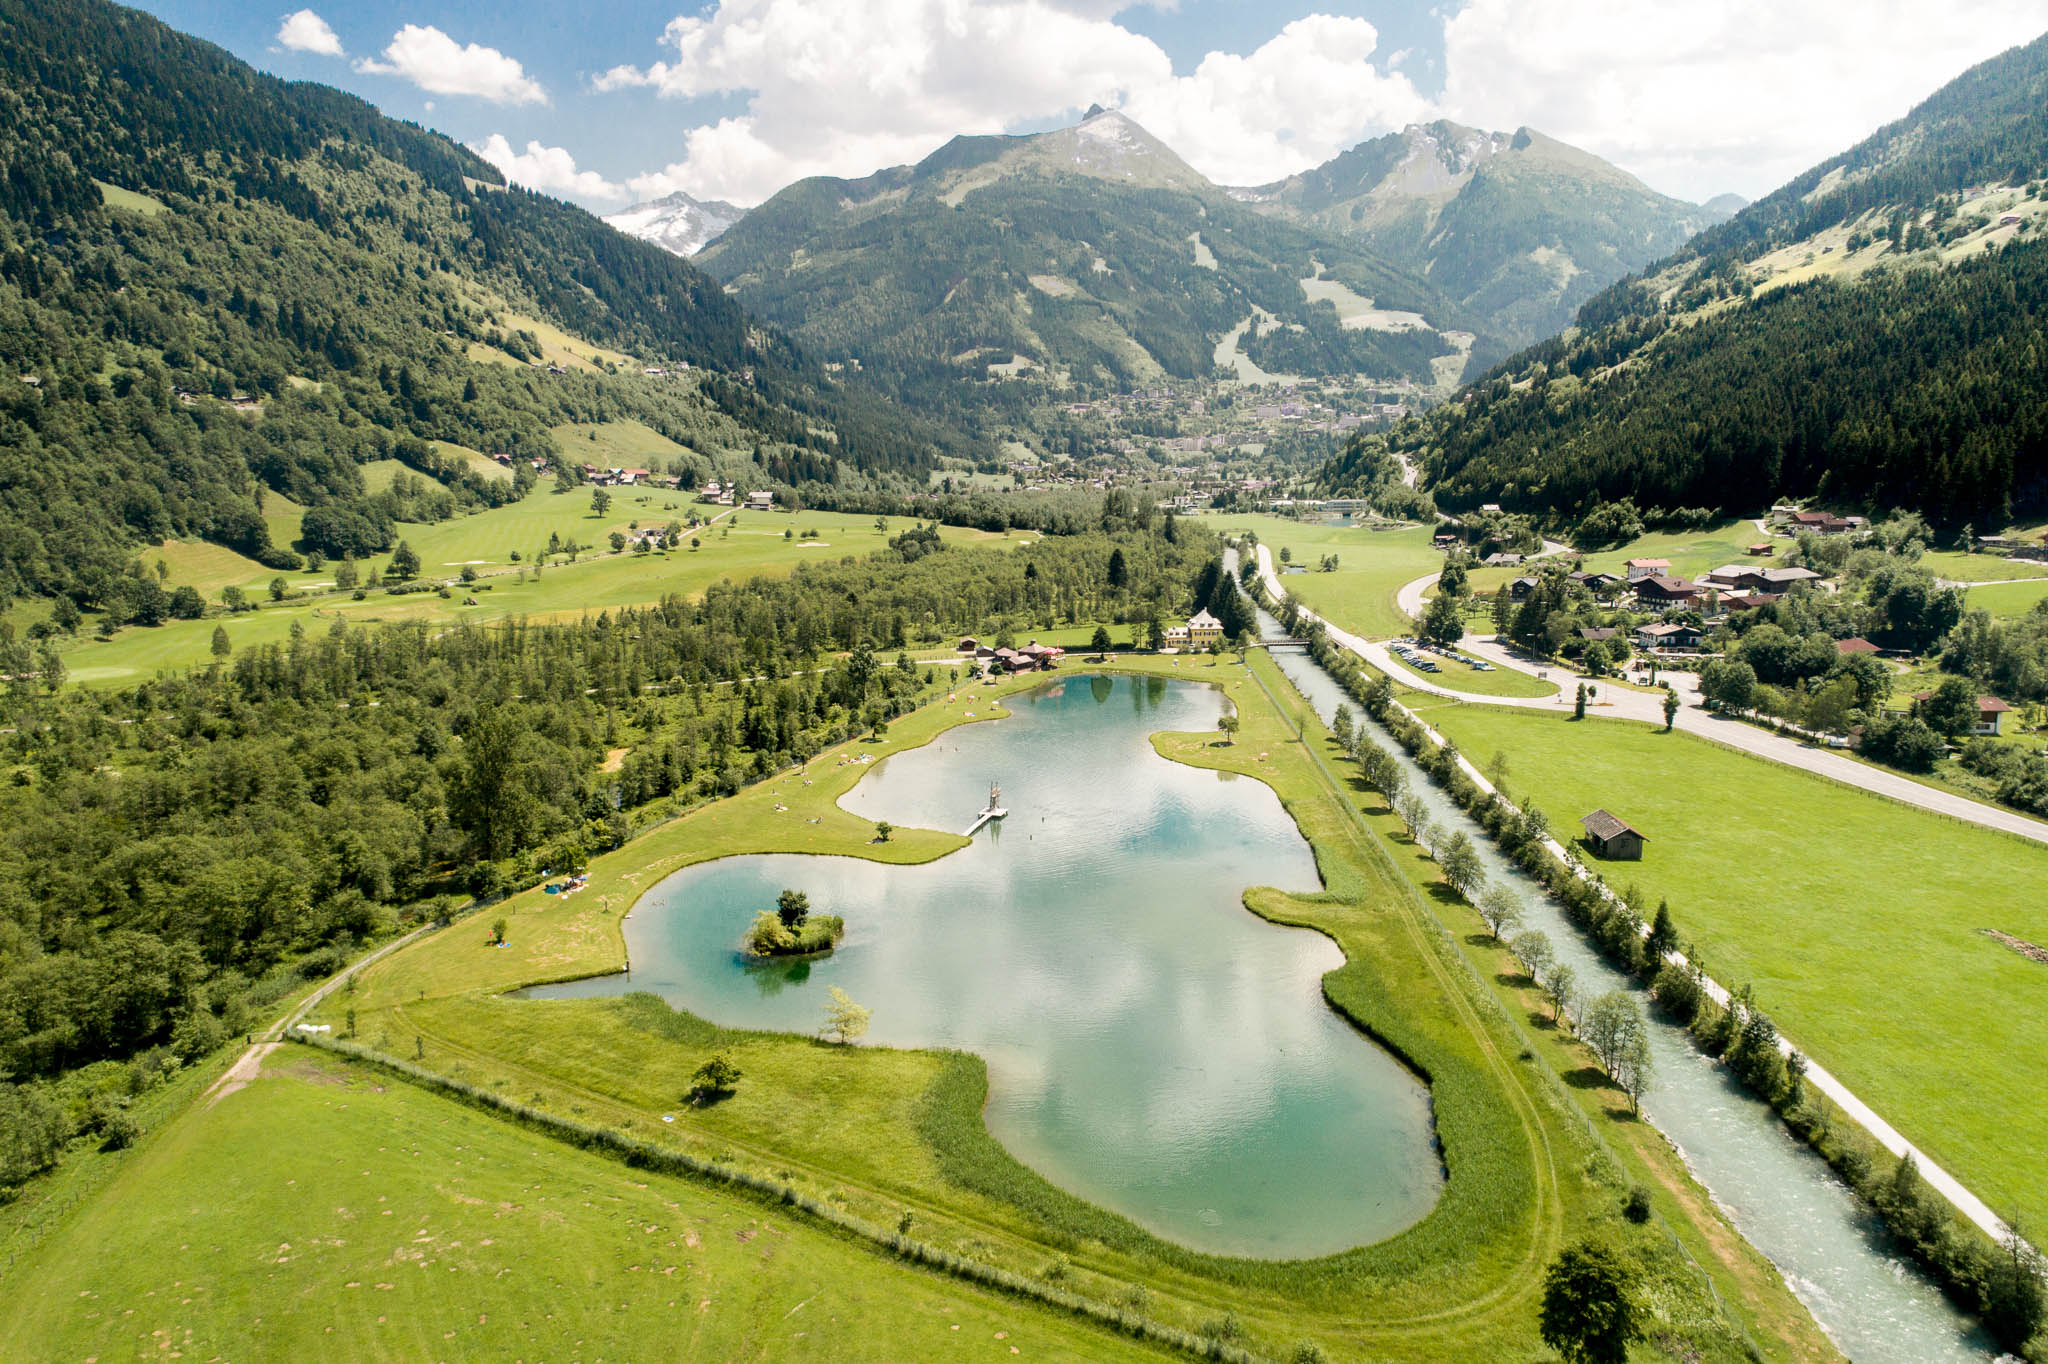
[1639, 575, 1699, 594]
[1835, 637, 1880, 654]
[1580, 809, 1643, 841]
[1626, 557, 1672, 568]
[1578, 627, 1619, 641]
[1636, 622, 1696, 637]
[1188, 609, 1222, 629]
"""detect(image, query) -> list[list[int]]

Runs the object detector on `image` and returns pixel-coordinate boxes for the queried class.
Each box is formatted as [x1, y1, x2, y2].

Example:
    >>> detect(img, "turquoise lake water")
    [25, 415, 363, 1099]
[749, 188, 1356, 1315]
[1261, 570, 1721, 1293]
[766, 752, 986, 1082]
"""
[530, 672, 1444, 1258]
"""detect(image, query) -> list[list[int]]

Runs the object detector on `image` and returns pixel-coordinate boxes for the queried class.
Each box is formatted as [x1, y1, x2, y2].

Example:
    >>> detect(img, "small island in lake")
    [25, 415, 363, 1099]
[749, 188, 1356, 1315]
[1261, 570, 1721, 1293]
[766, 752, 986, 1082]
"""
[744, 889, 845, 957]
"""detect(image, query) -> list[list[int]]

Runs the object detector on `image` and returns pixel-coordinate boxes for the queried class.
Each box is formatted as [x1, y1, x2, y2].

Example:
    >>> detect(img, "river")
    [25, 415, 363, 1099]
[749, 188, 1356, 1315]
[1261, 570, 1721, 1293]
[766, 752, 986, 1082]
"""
[1259, 618, 1995, 1361]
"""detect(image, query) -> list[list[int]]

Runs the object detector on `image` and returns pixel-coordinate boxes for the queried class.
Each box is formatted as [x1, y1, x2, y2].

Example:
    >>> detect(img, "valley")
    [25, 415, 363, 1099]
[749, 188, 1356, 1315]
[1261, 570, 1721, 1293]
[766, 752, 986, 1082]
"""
[3, 3, 2047, 1362]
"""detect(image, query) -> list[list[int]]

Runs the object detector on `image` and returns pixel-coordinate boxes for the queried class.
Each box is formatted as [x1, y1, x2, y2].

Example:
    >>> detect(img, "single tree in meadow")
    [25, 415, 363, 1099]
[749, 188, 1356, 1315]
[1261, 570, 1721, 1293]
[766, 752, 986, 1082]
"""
[821, 987, 871, 1044]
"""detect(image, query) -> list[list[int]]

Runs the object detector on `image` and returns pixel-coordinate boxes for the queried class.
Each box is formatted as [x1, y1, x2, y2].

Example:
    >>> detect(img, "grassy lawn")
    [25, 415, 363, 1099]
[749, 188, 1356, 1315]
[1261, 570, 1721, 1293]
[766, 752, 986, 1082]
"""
[1418, 703, 2048, 1236]
[1964, 578, 2048, 619]
[1576, 521, 1768, 582]
[552, 419, 698, 467]
[63, 504, 1008, 686]
[315, 652, 1812, 1361]
[1924, 550, 2048, 581]
[0, 1050, 1168, 1363]
[1206, 514, 1442, 639]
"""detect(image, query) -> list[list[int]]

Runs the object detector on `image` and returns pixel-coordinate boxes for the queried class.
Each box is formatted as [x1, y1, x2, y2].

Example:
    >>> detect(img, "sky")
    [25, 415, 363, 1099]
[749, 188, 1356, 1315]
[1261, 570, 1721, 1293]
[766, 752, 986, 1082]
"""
[134, 1, 2048, 212]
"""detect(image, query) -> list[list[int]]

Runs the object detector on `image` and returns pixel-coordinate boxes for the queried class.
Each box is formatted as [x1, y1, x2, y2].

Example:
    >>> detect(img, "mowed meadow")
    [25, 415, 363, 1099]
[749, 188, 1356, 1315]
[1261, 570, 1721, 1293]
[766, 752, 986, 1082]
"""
[57, 477, 1015, 686]
[1413, 698, 2048, 1235]
[1205, 514, 1443, 639]
[0, 1050, 1168, 1363]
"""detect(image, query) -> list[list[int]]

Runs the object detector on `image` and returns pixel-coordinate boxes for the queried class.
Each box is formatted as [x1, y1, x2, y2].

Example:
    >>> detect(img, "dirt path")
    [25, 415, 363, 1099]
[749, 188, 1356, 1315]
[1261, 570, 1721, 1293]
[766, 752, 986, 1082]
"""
[200, 923, 435, 1107]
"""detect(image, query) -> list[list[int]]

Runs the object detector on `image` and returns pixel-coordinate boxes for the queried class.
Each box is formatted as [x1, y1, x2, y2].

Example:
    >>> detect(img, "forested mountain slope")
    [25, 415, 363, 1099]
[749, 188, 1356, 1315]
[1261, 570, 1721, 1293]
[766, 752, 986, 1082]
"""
[1320, 31, 2048, 526]
[1234, 121, 1723, 346]
[0, 0, 968, 613]
[696, 108, 1493, 421]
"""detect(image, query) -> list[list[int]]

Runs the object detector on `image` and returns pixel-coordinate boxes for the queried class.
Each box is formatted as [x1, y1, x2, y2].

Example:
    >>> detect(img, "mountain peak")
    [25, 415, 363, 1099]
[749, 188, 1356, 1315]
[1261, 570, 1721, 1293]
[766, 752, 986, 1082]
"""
[604, 191, 746, 258]
[1082, 103, 1109, 121]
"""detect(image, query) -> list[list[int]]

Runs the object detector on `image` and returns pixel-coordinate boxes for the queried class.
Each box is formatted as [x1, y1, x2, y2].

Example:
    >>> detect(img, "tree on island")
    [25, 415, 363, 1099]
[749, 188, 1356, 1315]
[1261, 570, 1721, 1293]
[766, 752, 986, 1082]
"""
[874, 820, 893, 843]
[1540, 1239, 1643, 1364]
[777, 889, 810, 931]
[689, 1053, 742, 1103]
[821, 986, 871, 1044]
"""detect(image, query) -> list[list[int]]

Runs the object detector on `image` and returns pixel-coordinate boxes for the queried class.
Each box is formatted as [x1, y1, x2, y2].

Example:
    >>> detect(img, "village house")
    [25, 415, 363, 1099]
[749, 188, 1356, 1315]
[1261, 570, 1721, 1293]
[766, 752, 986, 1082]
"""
[1901, 691, 2014, 736]
[1624, 557, 1671, 582]
[1835, 637, 1880, 657]
[1701, 565, 1823, 594]
[1634, 621, 1703, 652]
[1579, 809, 1646, 860]
[1508, 576, 1539, 601]
[745, 489, 775, 511]
[1569, 570, 1626, 597]
[1634, 575, 1703, 609]
[1186, 609, 1224, 648]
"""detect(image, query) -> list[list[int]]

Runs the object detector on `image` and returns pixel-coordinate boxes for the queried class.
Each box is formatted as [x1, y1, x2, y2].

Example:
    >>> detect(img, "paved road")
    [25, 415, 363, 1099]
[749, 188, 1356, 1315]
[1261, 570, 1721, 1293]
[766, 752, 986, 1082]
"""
[1304, 551, 2048, 847]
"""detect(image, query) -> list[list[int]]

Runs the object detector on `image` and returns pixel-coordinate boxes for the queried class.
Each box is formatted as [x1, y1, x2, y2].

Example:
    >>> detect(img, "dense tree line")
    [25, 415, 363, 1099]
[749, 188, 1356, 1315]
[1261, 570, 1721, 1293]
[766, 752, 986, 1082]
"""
[0, 523, 1214, 1125]
[0, 0, 982, 610]
[1317, 34, 2048, 529]
[1347, 238, 2048, 526]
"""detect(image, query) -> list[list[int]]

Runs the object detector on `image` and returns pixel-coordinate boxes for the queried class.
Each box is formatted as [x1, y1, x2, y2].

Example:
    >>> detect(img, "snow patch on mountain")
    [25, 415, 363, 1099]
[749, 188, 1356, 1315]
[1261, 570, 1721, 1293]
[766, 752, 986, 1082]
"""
[604, 192, 746, 257]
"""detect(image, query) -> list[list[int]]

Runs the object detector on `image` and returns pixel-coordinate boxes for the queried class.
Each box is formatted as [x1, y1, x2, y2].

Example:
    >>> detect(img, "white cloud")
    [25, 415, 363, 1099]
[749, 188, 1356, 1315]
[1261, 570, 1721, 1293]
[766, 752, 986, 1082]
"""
[606, 1, 1427, 204]
[1438, 0, 2048, 200]
[355, 25, 547, 105]
[276, 9, 342, 57]
[471, 134, 626, 200]
[1121, 16, 1429, 186]
[597, 0, 2048, 209]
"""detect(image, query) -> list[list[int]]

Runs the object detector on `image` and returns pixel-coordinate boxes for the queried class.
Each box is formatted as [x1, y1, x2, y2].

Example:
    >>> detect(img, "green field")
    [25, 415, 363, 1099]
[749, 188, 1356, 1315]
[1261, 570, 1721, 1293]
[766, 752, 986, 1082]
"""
[1924, 550, 2048, 581]
[0, 1050, 1167, 1363]
[1419, 702, 2048, 1235]
[552, 419, 699, 468]
[1577, 521, 1768, 582]
[68, 502, 1007, 686]
[1964, 578, 2048, 619]
[1206, 514, 1443, 639]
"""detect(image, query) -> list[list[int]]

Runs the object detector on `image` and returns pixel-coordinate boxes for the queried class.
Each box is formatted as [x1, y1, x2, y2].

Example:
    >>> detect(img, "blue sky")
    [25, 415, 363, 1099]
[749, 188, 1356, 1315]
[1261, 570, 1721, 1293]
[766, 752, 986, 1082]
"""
[127, 1, 2048, 210]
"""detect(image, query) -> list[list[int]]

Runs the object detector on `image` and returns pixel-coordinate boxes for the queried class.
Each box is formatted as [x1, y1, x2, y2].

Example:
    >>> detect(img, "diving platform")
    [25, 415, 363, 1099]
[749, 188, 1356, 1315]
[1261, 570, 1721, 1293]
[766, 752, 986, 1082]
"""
[965, 782, 1008, 836]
